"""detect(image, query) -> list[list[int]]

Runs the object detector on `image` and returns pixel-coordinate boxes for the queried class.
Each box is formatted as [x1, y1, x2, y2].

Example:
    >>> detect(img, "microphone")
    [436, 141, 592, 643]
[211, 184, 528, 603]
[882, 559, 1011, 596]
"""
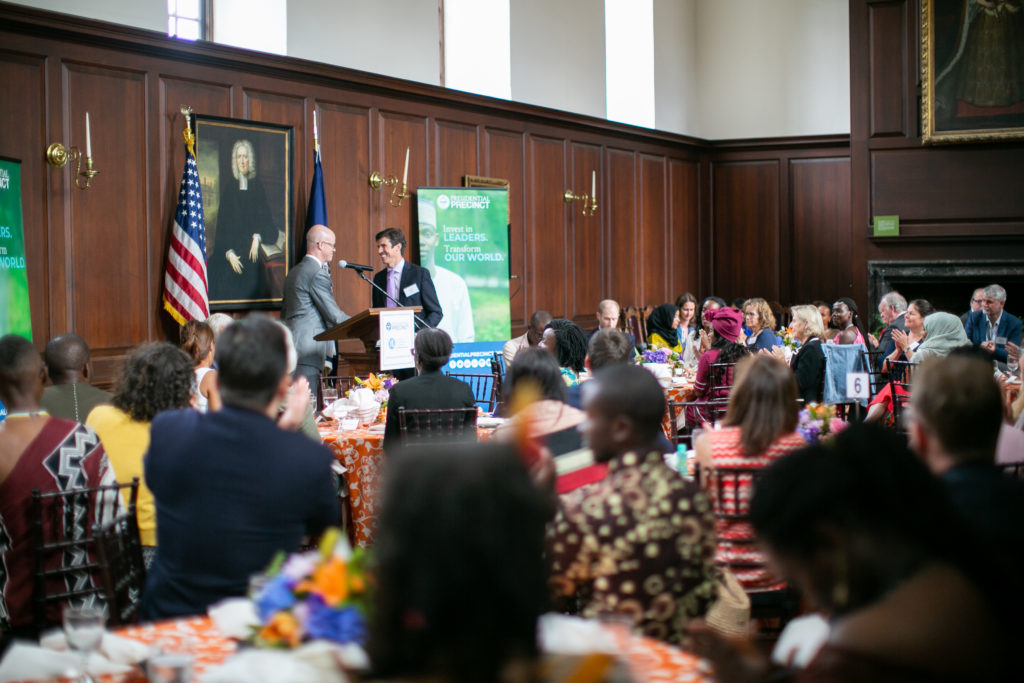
[338, 260, 374, 272]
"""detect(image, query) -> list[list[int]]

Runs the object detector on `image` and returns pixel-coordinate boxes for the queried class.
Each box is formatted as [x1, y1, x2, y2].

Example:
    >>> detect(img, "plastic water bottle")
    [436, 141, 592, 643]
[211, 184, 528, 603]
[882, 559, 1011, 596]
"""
[676, 444, 688, 476]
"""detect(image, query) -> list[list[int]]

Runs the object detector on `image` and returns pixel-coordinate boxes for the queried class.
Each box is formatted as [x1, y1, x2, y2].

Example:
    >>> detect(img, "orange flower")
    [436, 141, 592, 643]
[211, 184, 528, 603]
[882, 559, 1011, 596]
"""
[297, 556, 349, 606]
[259, 611, 301, 648]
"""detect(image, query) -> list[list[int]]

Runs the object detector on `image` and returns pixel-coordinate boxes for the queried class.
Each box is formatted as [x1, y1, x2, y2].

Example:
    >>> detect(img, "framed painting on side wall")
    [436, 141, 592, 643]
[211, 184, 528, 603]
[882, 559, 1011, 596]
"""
[194, 115, 294, 308]
[921, 0, 1024, 144]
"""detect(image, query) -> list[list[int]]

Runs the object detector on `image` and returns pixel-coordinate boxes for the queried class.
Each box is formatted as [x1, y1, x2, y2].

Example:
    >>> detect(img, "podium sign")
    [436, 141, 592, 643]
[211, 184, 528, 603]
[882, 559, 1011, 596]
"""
[379, 309, 415, 371]
[0, 158, 32, 339]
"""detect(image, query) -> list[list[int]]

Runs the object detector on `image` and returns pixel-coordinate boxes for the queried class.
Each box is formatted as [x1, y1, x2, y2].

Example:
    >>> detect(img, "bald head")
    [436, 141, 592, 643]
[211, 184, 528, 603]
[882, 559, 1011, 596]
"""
[43, 333, 90, 384]
[305, 225, 337, 262]
[596, 299, 620, 330]
[0, 334, 44, 407]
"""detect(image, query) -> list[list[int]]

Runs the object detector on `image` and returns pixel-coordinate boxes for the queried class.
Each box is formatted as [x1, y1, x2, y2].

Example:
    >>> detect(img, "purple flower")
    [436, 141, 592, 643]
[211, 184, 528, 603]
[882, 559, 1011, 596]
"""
[304, 595, 366, 644]
[256, 575, 296, 622]
[642, 349, 669, 364]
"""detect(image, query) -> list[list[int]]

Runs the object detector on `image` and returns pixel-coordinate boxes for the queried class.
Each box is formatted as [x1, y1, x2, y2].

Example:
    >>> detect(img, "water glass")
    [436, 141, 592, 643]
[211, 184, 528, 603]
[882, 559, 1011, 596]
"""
[63, 605, 105, 683]
[322, 387, 338, 407]
[147, 651, 194, 683]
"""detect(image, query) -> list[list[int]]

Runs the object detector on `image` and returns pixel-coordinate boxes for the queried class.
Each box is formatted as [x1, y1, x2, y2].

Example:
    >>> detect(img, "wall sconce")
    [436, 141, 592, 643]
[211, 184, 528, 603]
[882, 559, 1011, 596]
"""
[564, 170, 598, 217]
[46, 112, 99, 189]
[369, 146, 410, 207]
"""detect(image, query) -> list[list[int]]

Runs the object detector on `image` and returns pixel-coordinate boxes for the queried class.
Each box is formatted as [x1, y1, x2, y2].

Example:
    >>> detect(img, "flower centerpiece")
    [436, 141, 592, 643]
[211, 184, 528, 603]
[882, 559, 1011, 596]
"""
[796, 403, 847, 443]
[350, 373, 396, 423]
[776, 326, 801, 351]
[251, 528, 371, 649]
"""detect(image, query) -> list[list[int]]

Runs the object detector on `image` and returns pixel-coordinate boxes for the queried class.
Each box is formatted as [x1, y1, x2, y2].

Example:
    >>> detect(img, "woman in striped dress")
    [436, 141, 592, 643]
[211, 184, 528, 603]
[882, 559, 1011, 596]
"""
[694, 355, 806, 592]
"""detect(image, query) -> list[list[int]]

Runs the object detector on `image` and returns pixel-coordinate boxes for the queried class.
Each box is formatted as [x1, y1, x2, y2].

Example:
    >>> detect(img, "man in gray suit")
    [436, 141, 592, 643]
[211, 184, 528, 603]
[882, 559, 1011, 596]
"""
[281, 225, 349, 390]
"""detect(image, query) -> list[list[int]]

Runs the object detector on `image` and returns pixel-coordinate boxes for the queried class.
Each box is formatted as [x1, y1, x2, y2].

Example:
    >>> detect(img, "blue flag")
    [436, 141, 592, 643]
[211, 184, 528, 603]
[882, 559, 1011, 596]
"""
[306, 148, 327, 230]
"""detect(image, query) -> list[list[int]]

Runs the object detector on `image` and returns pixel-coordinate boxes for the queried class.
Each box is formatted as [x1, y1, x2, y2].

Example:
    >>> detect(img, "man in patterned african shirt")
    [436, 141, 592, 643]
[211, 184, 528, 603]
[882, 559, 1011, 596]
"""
[547, 364, 717, 645]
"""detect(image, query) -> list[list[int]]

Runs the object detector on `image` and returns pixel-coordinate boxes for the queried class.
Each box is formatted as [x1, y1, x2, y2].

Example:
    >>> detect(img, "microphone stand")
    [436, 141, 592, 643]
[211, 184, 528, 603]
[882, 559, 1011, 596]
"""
[352, 268, 432, 330]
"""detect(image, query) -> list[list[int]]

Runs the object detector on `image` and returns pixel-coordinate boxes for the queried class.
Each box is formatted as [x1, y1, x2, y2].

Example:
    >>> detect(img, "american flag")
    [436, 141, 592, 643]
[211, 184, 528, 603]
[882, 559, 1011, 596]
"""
[162, 134, 210, 325]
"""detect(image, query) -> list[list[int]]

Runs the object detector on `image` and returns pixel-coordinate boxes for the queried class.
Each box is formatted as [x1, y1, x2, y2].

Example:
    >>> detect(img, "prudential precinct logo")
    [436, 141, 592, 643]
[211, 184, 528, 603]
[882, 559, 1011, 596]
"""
[435, 195, 450, 210]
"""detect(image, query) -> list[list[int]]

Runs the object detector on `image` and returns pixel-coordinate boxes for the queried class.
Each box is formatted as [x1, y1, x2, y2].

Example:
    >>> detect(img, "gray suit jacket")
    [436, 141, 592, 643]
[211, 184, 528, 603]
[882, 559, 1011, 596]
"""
[281, 256, 349, 370]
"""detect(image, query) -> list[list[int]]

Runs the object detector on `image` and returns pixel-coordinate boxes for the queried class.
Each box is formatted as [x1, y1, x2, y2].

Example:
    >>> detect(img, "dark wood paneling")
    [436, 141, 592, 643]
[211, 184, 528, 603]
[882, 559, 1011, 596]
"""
[789, 157, 853, 302]
[639, 154, 669, 306]
[483, 127, 526, 325]
[668, 159, 700, 300]
[867, 0, 908, 138]
[0, 50, 49, 344]
[433, 119, 478, 187]
[711, 161, 780, 302]
[64, 61, 149, 348]
[376, 110, 427, 248]
[525, 135, 567, 318]
[605, 148, 638, 307]
[568, 142, 602, 320]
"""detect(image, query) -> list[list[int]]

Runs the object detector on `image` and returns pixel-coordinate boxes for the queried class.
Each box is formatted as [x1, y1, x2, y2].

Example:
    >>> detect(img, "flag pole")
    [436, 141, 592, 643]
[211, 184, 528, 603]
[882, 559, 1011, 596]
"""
[312, 110, 320, 156]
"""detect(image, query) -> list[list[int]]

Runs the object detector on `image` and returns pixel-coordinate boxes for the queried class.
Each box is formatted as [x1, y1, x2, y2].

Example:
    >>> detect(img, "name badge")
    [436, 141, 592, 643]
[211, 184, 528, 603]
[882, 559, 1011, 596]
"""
[403, 283, 420, 297]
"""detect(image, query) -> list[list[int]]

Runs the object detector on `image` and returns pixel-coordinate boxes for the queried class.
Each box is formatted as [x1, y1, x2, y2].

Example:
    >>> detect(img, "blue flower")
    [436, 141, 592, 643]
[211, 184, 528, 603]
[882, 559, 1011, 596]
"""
[305, 595, 366, 644]
[256, 575, 296, 622]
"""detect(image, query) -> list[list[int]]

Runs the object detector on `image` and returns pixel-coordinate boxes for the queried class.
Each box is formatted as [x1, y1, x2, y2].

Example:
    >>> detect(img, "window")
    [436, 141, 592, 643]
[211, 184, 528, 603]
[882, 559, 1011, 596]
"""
[168, 0, 206, 41]
[442, 0, 511, 100]
[605, 0, 655, 128]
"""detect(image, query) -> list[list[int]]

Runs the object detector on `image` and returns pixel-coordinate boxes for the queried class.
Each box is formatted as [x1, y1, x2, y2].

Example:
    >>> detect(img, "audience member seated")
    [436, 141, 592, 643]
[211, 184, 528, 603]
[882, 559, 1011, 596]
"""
[180, 320, 221, 412]
[588, 299, 620, 342]
[694, 355, 805, 592]
[548, 365, 716, 645]
[683, 296, 726, 367]
[675, 292, 698, 351]
[691, 423, 1015, 682]
[686, 307, 748, 426]
[140, 315, 339, 620]
[647, 303, 682, 352]
[813, 300, 838, 342]
[39, 333, 111, 423]
[829, 297, 872, 348]
[539, 319, 588, 387]
[960, 287, 985, 328]
[368, 443, 559, 682]
[742, 298, 779, 352]
[493, 348, 586, 456]
[85, 343, 194, 565]
[382, 328, 476, 452]
[774, 304, 825, 404]
[0, 334, 113, 639]
[864, 299, 934, 422]
[565, 328, 634, 410]
[875, 291, 908, 366]
[503, 310, 552, 369]
[964, 283, 1022, 365]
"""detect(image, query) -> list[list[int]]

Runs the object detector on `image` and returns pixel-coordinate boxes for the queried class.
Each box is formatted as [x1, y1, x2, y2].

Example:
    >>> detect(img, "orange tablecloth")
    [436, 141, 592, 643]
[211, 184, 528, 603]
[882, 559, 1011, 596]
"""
[662, 381, 696, 439]
[320, 424, 493, 548]
[111, 615, 709, 682]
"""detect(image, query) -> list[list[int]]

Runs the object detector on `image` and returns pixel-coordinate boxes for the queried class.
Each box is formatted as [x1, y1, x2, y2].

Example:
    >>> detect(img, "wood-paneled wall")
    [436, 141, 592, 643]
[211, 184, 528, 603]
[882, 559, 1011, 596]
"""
[0, 5, 702, 383]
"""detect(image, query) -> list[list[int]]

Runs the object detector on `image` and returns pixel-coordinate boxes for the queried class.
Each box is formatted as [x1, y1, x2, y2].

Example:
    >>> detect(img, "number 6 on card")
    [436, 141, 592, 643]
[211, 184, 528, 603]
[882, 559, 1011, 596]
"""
[847, 372, 869, 400]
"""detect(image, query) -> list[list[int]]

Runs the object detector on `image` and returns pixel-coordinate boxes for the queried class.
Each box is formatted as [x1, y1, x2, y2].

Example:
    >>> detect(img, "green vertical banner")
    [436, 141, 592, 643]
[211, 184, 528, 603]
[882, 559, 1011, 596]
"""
[417, 188, 510, 344]
[0, 158, 32, 340]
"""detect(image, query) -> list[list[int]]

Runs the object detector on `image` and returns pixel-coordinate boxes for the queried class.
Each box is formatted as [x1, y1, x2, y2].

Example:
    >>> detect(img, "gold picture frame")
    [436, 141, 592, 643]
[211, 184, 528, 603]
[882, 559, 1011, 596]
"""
[464, 175, 510, 222]
[921, 0, 1024, 145]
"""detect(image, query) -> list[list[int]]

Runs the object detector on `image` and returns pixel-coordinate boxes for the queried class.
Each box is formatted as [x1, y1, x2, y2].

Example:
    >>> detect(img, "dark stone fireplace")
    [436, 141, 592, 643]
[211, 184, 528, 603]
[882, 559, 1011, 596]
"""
[867, 260, 1024, 328]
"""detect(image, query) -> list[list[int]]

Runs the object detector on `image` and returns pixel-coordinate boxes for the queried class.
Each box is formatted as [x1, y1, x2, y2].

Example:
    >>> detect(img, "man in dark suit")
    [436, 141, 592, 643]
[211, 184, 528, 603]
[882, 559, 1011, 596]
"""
[372, 228, 443, 328]
[382, 328, 475, 453]
[964, 284, 1023, 365]
[140, 315, 339, 620]
[875, 291, 907, 370]
[281, 224, 349, 390]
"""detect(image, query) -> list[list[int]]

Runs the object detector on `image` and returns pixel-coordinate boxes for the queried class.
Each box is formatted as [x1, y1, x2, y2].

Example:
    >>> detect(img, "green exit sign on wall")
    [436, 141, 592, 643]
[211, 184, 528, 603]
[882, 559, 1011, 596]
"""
[873, 215, 899, 237]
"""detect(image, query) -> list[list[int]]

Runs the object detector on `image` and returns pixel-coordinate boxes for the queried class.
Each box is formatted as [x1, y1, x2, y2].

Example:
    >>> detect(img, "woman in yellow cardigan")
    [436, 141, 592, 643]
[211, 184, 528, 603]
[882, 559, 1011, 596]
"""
[86, 343, 195, 566]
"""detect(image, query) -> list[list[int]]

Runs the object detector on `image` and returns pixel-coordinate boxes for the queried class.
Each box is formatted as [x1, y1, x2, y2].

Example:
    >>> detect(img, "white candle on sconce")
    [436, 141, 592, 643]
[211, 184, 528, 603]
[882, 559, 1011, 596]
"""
[85, 112, 92, 158]
[591, 170, 595, 199]
[402, 147, 410, 186]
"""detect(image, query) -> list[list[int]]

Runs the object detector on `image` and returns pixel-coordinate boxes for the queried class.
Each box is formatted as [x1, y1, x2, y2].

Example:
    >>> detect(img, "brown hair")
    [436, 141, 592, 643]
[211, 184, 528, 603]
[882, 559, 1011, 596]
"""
[742, 297, 776, 332]
[722, 355, 799, 455]
[180, 320, 215, 366]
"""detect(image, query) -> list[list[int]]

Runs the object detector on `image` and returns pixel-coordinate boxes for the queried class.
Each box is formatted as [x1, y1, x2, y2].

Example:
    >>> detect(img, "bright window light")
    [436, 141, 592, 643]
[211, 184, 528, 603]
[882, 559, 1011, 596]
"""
[443, 0, 511, 100]
[213, 0, 288, 56]
[168, 0, 205, 41]
[605, 0, 655, 128]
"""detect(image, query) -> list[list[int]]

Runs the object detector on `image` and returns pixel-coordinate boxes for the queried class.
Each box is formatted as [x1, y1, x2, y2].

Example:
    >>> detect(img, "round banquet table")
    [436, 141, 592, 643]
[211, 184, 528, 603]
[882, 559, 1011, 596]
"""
[106, 615, 711, 682]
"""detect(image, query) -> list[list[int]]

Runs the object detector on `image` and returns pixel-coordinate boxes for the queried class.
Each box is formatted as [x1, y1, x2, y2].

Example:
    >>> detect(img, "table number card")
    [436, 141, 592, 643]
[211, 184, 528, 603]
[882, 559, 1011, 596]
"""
[847, 372, 870, 401]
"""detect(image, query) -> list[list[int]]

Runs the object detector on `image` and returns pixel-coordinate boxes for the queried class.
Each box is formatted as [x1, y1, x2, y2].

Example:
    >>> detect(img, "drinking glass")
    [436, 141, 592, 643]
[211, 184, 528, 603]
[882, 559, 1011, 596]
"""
[63, 605, 105, 683]
[147, 649, 194, 683]
[322, 387, 338, 407]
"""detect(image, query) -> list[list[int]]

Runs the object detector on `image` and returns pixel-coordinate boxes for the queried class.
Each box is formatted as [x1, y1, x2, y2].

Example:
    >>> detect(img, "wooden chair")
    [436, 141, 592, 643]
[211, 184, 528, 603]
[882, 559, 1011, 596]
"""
[397, 407, 479, 446]
[668, 398, 730, 449]
[623, 307, 645, 348]
[887, 359, 915, 427]
[318, 375, 355, 411]
[861, 349, 888, 399]
[709, 362, 737, 396]
[446, 372, 499, 413]
[91, 511, 146, 626]
[31, 478, 139, 632]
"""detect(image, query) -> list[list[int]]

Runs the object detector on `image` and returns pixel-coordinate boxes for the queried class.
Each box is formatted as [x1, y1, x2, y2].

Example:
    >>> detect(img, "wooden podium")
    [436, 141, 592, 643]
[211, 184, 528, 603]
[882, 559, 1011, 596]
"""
[315, 307, 421, 377]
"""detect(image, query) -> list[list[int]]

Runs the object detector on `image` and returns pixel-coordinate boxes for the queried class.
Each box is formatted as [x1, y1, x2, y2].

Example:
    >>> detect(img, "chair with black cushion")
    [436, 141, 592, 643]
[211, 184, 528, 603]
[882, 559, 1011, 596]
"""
[31, 478, 139, 632]
[397, 407, 479, 446]
[445, 372, 499, 413]
[91, 510, 145, 626]
[886, 359, 916, 427]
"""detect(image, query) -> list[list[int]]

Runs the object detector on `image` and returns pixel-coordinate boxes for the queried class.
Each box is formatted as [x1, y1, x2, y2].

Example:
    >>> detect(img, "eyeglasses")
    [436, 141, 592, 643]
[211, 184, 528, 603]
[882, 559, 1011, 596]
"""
[972, 298, 984, 303]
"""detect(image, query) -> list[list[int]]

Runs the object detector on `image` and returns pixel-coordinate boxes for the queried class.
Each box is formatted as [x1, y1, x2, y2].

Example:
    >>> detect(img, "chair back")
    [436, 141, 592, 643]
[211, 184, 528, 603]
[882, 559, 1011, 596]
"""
[860, 349, 889, 397]
[709, 362, 737, 395]
[624, 308, 645, 348]
[445, 372, 499, 413]
[31, 478, 139, 631]
[397, 407, 479, 445]
[490, 353, 505, 414]
[91, 510, 146, 626]
[318, 375, 355, 411]
[668, 398, 730, 448]
[887, 359, 916, 425]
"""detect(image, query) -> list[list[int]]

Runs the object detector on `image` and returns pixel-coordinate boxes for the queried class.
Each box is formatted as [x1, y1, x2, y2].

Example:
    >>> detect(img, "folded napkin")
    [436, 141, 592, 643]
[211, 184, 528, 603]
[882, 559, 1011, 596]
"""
[201, 641, 366, 683]
[538, 614, 618, 655]
[40, 628, 152, 665]
[771, 613, 830, 668]
[0, 641, 133, 682]
[208, 597, 261, 640]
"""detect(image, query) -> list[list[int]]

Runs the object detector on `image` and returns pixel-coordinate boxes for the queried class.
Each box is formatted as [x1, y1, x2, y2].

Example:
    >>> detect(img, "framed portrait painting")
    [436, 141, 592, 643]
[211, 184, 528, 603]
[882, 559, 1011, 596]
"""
[921, 0, 1024, 144]
[194, 115, 293, 308]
